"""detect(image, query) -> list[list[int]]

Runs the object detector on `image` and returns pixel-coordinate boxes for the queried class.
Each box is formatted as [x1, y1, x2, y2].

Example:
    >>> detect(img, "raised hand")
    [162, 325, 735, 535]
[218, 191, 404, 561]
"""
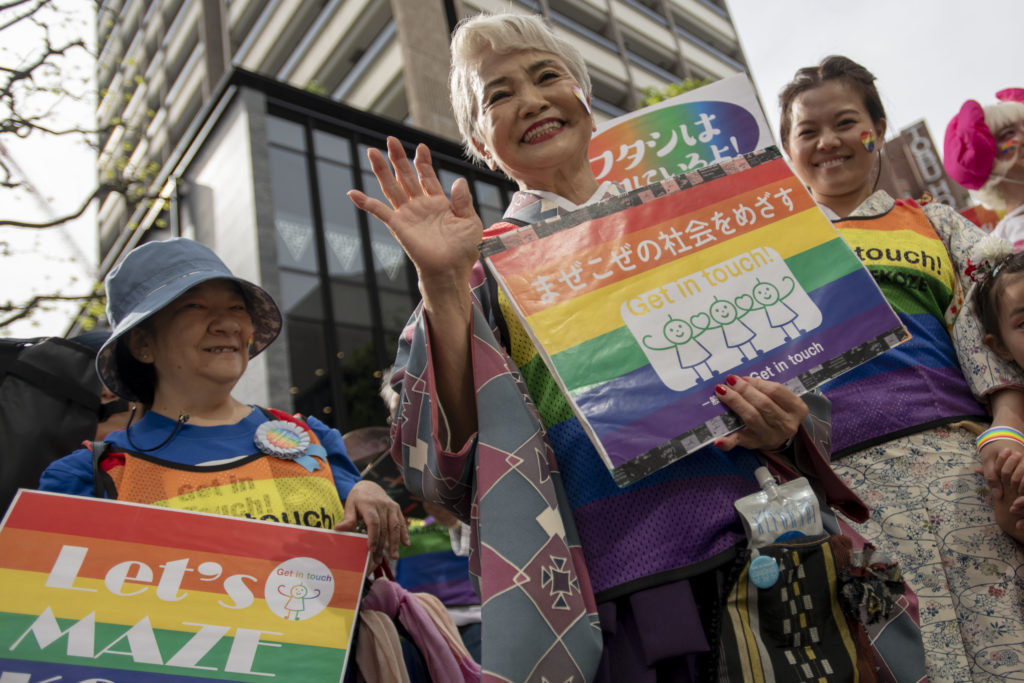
[350, 137, 481, 447]
[712, 375, 809, 452]
[348, 137, 483, 287]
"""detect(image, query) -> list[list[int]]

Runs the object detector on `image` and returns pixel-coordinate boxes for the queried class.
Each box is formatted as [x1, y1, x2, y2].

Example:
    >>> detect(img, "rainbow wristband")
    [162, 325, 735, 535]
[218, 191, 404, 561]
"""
[975, 426, 1024, 450]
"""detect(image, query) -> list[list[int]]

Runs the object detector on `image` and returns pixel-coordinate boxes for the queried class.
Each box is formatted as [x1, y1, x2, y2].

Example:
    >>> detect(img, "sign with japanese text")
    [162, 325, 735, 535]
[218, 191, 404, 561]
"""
[0, 490, 368, 682]
[483, 148, 907, 486]
[878, 120, 971, 211]
[588, 73, 773, 190]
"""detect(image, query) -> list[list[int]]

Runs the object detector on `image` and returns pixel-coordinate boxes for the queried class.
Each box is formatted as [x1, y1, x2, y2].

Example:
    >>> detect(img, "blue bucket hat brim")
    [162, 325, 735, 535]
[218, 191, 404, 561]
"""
[96, 238, 282, 401]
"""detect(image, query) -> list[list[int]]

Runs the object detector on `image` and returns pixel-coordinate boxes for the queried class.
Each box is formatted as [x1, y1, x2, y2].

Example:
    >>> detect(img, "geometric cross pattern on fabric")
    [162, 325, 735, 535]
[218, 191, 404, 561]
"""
[535, 506, 562, 539]
[541, 555, 579, 611]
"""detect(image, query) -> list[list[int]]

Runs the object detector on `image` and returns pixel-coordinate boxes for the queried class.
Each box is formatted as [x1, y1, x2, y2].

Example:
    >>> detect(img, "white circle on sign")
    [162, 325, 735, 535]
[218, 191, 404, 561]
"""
[265, 557, 335, 621]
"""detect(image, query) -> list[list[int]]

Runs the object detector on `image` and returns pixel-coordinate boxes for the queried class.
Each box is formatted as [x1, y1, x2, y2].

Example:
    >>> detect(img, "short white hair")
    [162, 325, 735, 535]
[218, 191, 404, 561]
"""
[449, 12, 591, 165]
[972, 99, 1024, 211]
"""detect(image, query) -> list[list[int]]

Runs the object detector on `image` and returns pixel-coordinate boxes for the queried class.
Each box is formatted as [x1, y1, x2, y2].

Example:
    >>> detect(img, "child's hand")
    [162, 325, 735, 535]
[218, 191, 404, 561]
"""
[995, 448, 1024, 497]
[990, 448, 1024, 536]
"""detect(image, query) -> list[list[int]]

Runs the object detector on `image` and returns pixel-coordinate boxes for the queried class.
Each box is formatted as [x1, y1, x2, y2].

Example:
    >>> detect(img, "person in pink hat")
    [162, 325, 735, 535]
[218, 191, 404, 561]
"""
[944, 89, 1024, 247]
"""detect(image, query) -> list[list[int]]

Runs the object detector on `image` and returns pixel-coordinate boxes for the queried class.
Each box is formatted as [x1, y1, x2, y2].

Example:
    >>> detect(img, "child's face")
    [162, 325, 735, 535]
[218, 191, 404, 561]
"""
[990, 271, 1024, 367]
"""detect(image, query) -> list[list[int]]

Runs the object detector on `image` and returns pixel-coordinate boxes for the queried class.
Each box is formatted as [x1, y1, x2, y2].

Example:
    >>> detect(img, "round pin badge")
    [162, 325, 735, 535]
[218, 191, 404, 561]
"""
[749, 554, 780, 589]
[255, 420, 311, 460]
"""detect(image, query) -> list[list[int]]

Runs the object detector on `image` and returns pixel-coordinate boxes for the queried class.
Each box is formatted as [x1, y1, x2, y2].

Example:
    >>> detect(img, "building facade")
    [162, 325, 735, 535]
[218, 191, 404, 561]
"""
[86, 0, 749, 430]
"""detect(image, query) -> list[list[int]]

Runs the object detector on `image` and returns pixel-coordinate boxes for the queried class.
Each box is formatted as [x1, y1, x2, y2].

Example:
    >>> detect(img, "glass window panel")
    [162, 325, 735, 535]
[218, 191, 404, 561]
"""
[360, 170, 387, 203]
[267, 115, 306, 151]
[314, 129, 352, 165]
[335, 325, 387, 431]
[438, 168, 464, 192]
[330, 279, 374, 327]
[269, 147, 318, 273]
[367, 219, 410, 285]
[469, 179, 506, 227]
[474, 180, 504, 212]
[317, 160, 365, 277]
[478, 204, 504, 228]
[377, 287, 416, 332]
[355, 155, 410, 286]
[286, 317, 331, 418]
[279, 269, 322, 318]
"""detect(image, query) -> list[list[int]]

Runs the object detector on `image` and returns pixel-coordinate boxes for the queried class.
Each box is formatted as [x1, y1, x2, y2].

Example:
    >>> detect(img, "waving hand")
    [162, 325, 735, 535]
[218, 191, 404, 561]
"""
[348, 137, 483, 285]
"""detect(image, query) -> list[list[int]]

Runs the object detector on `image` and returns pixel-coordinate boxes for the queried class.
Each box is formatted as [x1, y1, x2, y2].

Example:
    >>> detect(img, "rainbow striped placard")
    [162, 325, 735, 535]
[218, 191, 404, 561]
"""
[588, 73, 773, 190]
[483, 147, 908, 486]
[0, 489, 368, 682]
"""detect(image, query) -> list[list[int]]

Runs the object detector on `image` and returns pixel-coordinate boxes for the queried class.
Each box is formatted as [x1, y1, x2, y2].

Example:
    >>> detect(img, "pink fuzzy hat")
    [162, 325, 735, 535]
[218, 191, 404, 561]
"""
[944, 88, 1024, 190]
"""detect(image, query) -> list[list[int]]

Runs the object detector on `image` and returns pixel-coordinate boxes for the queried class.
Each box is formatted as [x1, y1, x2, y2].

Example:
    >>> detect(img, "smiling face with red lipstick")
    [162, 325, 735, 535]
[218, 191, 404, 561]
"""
[470, 48, 598, 203]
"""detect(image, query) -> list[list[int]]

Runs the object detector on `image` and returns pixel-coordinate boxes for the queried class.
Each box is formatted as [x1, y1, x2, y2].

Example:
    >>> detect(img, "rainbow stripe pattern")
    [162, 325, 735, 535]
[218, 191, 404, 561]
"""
[588, 73, 771, 190]
[0, 490, 367, 681]
[860, 130, 876, 153]
[482, 147, 907, 486]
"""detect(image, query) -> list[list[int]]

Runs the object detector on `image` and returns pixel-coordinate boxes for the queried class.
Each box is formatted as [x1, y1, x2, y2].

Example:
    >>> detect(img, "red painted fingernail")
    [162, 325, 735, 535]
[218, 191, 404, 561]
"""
[715, 384, 728, 396]
[726, 374, 739, 386]
[713, 440, 724, 448]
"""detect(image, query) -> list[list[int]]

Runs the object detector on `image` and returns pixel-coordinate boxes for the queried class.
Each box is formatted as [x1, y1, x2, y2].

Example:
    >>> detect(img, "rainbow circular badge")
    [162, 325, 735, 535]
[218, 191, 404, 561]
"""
[255, 420, 311, 460]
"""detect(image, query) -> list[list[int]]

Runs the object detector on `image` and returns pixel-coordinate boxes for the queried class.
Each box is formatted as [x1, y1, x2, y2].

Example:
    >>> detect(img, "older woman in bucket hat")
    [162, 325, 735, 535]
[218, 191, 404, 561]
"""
[39, 237, 408, 564]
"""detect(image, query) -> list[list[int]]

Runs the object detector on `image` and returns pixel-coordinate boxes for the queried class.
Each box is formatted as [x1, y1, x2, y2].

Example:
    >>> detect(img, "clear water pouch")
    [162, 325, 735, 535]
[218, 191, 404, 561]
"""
[734, 466, 822, 548]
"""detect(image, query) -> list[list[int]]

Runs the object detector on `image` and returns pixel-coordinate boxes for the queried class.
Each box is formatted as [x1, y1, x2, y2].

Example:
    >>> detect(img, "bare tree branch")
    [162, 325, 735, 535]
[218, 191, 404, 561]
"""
[0, 0, 49, 33]
[0, 182, 131, 228]
[0, 292, 95, 328]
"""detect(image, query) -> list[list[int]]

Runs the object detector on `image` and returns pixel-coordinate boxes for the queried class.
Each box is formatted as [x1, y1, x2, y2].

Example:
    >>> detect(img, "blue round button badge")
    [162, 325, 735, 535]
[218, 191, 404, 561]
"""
[749, 555, 780, 589]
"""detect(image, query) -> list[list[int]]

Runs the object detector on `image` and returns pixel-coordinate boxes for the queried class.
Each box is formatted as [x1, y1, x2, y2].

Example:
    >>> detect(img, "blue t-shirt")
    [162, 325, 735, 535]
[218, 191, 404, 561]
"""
[38, 407, 361, 500]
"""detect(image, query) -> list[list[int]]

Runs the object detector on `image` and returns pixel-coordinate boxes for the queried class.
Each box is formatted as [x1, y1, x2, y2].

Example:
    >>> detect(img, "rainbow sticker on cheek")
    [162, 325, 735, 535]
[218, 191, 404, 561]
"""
[860, 131, 876, 152]
[572, 85, 592, 116]
[998, 138, 1020, 157]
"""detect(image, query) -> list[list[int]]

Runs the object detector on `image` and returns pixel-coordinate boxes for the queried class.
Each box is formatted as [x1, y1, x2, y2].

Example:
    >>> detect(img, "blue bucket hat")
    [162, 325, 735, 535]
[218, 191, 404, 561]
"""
[96, 238, 282, 401]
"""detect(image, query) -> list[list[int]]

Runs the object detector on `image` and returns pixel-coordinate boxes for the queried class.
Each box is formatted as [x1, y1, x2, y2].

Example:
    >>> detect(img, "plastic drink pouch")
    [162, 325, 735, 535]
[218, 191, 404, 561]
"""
[734, 467, 822, 548]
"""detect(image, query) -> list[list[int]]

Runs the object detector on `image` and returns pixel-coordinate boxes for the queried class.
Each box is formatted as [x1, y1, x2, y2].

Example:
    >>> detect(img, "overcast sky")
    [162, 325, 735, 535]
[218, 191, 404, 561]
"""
[726, 0, 1022, 148]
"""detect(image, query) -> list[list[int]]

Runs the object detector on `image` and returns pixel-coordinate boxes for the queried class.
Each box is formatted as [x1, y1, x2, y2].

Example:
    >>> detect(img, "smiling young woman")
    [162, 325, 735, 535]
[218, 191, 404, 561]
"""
[784, 80, 886, 218]
[780, 56, 1024, 681]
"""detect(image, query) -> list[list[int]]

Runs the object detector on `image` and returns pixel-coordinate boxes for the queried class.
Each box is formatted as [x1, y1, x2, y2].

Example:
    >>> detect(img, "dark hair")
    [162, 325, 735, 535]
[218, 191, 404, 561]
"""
[778, 55, 887, 151]
[114, 337, 156, 407]
[975, 251, 1024, 344]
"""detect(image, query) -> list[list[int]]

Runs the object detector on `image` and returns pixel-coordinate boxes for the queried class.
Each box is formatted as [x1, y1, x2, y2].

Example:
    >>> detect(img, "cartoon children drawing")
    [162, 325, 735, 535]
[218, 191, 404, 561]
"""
[738, 277, 802, 340]
[643, 315, 714, 380]
[278, 582, 321, 620]
[694, 296, 758, 360]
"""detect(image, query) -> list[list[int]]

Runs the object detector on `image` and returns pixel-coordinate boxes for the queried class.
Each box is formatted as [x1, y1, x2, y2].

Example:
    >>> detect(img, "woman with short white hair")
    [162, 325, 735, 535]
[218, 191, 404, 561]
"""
[351, 12, 866, 682]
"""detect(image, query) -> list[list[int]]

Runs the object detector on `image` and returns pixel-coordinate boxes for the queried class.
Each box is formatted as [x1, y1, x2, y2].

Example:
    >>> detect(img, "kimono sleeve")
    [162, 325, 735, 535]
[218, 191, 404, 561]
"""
[927, 201, 1024, 401]
[388, 260, 516, 522]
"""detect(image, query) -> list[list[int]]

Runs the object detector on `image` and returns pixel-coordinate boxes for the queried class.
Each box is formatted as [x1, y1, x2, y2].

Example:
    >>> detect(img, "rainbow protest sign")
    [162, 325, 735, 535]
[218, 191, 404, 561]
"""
[588, 73, 773, 190]
[0, 490, 367, 682]
[483, 147, 907, 486]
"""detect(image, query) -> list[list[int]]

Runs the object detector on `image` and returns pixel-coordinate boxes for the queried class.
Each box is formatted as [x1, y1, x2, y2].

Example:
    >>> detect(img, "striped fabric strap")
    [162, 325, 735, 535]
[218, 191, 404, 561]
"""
[976, 426, 1024, 450]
